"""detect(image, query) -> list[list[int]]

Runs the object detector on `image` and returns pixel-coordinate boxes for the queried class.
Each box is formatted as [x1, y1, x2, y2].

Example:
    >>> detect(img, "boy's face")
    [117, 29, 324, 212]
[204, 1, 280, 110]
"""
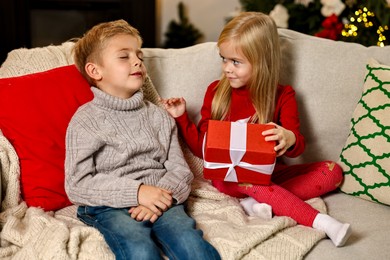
[87, 34, 146, 99]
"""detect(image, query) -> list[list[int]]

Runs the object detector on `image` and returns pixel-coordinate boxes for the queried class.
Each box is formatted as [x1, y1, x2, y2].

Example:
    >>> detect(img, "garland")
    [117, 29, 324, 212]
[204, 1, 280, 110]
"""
[239, 0, 390, 46]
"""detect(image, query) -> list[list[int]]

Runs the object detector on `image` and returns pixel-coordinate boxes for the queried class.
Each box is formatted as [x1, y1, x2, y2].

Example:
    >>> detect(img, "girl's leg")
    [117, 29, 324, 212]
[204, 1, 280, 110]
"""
[239, 196, 272, 219]
[212, 180, 247, 198]
[77, 206, 161, 260]
[237, 182, 319, 226]
[152, 204, 221, 260]
[272, 161, 343, 200]
[212, 180, 351, 246]
[237, 183, 351, 246]
[214, 180, 318, 226]
[214, 180, 272, 219]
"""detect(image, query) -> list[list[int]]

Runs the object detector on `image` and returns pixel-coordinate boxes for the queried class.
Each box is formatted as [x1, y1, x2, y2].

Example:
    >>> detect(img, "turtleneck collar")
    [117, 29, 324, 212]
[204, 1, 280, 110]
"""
[91, 87, 144, 111]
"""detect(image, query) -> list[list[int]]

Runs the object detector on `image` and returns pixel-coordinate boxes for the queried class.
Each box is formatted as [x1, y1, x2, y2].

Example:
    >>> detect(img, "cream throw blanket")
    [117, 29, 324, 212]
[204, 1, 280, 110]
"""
[0, 42, 326, 259]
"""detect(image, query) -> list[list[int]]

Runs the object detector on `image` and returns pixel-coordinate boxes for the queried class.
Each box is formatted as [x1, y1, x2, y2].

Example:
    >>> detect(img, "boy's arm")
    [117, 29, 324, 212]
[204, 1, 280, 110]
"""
[129, 205, 159, 223]
[156, 120, 194, 204]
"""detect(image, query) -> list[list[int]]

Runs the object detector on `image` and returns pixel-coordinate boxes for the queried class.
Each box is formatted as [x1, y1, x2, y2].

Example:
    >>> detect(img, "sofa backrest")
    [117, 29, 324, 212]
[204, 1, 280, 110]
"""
[277, 29, 390, 164]
[142, 42, 222, 124]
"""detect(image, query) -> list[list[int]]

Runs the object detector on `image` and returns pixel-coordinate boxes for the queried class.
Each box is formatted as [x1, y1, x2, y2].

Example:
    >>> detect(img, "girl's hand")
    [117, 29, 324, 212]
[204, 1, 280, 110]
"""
[160, 97, 186, 118]
[129, 205, 159, 223]
[262, 122, 296, 157]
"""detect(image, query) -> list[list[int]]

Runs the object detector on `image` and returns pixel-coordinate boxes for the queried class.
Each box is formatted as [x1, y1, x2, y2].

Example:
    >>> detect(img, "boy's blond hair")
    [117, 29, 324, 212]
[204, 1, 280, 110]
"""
[73, 19, 143, 85]
[212, 12, 280, 124]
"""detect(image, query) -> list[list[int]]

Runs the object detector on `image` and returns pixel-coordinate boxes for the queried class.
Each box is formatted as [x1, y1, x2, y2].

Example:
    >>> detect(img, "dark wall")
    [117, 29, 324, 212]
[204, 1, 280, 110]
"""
[0, 0, 156, 65]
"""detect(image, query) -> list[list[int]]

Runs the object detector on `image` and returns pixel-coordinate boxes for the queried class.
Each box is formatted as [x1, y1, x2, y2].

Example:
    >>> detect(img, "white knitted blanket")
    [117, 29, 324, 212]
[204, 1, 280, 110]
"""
[0, 42, 326, 259]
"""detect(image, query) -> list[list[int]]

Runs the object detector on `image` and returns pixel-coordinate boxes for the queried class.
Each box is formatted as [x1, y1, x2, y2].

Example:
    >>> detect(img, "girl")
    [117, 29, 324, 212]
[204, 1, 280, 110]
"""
[162, 12, 351, 247]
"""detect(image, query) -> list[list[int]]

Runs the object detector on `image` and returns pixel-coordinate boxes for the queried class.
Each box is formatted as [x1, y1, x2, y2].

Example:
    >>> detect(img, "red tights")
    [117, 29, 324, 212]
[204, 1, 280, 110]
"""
[212, 161, 343, 227]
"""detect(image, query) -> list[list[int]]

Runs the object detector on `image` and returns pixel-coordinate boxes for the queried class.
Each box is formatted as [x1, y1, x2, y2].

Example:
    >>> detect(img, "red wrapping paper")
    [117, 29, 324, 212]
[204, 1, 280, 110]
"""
[203, 120, 276, 185]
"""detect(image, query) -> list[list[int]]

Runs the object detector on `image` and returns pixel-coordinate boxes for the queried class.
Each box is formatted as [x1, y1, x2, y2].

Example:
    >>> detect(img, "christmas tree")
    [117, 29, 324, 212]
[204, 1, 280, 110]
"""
[239, 0, 390, 46]
[163, 2, 203, 48]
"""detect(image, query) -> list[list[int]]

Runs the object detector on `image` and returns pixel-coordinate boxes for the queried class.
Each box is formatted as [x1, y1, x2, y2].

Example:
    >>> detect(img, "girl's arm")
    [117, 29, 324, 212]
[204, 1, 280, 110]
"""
[272, 85, 305, 158]
[163, 81, 217, 158]
[262, 122, 297, 157]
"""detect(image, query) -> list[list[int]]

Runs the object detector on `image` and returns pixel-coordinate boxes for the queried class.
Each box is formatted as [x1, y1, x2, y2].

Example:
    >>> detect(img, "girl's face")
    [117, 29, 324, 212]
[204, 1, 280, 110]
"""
[219, 40, 252, 89]
[89, 34, 146, 99]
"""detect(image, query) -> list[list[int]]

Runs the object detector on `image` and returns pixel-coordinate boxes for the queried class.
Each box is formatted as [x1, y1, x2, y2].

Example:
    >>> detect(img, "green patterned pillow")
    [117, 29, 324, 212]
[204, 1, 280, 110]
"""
[339, 59, 390, 205]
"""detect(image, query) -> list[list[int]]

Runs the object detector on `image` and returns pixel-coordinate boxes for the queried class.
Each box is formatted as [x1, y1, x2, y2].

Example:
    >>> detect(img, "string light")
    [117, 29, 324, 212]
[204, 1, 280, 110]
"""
[341, 6, 388, 47]
[377, 25, 388, 47]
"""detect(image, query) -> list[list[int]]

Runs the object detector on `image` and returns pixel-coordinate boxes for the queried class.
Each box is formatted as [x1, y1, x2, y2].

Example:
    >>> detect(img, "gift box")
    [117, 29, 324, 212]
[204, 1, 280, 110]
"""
[203, 120, 276, 185]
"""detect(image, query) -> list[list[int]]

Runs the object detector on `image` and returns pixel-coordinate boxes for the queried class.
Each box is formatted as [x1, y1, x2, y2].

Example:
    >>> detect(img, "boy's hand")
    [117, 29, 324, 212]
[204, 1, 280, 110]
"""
[138, 185, 173, 215]
[160, 97, 186, 118]
[262, 122, 296, 157]
[129, 205, 159, 223]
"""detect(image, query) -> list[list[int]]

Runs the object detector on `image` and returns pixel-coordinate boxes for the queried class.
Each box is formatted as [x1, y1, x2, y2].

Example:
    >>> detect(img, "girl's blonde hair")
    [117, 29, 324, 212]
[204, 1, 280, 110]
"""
[73, 19, 142, 85]
[212, 12, 280, 124]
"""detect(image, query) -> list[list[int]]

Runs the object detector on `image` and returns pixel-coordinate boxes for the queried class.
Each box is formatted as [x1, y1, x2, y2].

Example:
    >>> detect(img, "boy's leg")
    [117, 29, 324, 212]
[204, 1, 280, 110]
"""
[152, 204, 221, 260]
[77, 206, 162, 260]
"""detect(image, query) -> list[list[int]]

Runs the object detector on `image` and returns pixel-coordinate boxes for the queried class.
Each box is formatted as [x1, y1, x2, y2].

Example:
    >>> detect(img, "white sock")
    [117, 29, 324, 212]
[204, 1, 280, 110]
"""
[252, 203, 272, 220]
[240, 197, 258, 216]
[312, 213, 352, 247]
[240, 197, 272, 220]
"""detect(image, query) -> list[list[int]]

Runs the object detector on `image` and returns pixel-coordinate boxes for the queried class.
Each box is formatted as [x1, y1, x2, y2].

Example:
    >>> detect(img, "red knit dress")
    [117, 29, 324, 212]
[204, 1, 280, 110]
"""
[175, 80, 343, 226]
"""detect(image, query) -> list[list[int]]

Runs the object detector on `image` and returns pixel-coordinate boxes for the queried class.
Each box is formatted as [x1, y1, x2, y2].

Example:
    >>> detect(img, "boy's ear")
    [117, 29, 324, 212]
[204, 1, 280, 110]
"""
[85, 62, 102, 81]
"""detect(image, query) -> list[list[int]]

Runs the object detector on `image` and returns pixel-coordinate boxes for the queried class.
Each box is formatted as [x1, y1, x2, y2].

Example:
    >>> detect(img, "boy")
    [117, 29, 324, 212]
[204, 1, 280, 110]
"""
[65, 19, 220, 260]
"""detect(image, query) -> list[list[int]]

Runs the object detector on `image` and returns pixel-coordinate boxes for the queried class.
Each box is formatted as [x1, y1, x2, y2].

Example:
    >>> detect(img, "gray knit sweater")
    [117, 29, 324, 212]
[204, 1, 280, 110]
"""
[65, 87, 193, 207]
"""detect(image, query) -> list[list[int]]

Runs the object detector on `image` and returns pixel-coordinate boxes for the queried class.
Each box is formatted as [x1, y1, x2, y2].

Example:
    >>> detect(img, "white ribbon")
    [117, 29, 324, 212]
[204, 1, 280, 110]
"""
[203, 120, 275, 182]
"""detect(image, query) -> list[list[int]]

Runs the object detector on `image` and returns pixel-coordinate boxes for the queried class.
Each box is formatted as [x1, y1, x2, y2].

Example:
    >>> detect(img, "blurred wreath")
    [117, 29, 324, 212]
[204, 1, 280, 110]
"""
[239, 0, 390, 46]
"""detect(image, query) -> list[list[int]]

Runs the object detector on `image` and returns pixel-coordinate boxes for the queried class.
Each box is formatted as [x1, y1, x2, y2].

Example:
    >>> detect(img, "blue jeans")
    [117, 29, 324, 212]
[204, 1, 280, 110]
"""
[77, 204, 220, 260]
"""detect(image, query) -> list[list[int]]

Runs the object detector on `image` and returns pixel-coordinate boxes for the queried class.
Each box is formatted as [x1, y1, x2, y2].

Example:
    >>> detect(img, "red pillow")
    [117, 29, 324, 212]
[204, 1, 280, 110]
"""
[0, 65, 93, 211]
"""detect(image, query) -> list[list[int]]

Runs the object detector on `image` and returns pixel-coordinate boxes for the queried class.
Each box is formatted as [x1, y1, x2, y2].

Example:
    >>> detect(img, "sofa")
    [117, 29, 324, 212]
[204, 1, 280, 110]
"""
[0, 28, 389, 259]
